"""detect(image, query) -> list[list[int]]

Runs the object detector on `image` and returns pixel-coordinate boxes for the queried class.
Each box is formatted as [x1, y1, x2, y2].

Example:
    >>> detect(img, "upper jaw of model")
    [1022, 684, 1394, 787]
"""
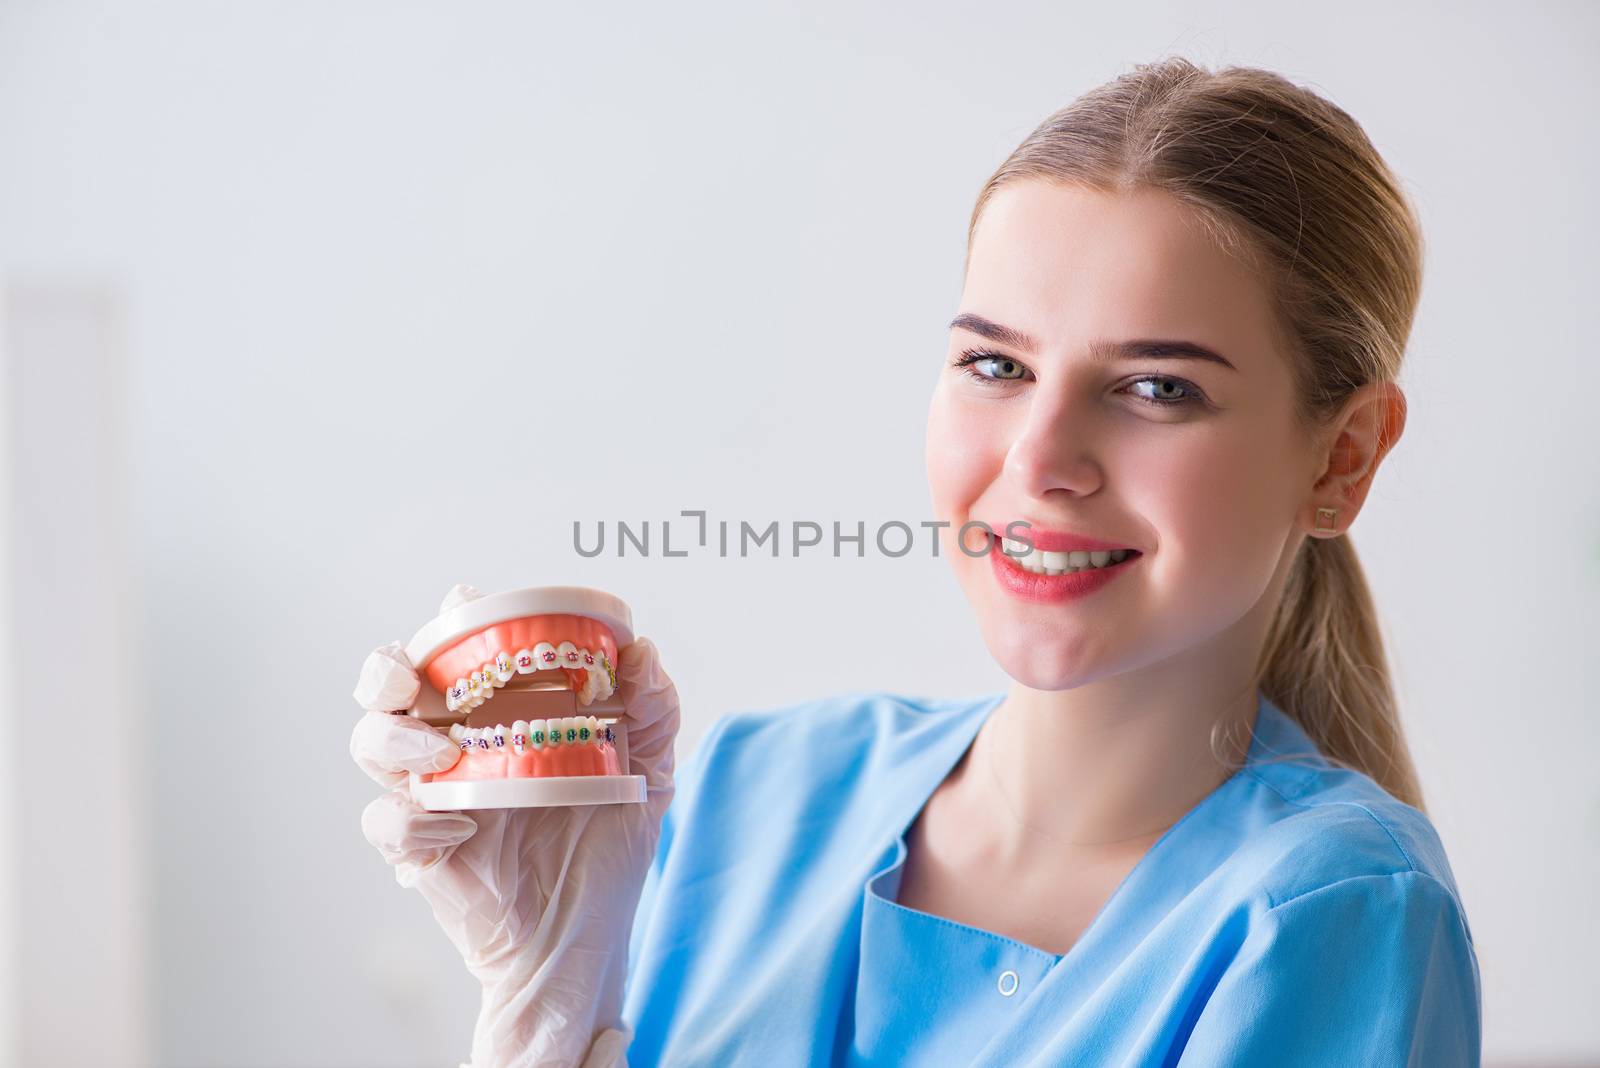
[444, 641, 616, 713]
[421, 611, 623, 719]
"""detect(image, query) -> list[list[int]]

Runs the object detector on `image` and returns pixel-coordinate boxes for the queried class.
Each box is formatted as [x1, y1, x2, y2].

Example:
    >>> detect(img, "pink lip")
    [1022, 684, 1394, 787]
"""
[986, 523, 1138, 554]
[985, 532, 1143, 604]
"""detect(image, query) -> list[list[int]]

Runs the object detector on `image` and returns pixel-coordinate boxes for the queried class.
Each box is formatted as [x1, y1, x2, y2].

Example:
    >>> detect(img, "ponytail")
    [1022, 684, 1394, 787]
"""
[1258, 534, 1423, 810]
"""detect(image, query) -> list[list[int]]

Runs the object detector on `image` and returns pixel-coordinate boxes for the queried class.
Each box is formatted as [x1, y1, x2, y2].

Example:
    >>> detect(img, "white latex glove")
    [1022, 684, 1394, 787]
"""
[351, 587, 678, 1068]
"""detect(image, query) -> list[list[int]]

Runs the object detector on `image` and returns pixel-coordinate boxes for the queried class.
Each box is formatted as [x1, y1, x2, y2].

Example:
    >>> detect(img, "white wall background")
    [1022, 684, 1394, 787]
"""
[1, 1, 1595, 1065]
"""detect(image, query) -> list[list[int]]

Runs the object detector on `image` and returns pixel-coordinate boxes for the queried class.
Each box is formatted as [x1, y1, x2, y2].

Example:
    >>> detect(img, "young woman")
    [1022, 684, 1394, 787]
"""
[350, 56, 1481, 1067]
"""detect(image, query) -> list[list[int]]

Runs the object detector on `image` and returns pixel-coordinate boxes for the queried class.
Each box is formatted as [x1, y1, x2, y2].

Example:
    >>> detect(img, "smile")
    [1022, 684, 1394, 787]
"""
[988, 533, 1143, 603]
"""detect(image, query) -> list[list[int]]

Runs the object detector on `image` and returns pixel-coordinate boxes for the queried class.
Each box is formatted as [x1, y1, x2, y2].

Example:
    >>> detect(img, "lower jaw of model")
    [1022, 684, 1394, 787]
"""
[430, 717, 623, 782]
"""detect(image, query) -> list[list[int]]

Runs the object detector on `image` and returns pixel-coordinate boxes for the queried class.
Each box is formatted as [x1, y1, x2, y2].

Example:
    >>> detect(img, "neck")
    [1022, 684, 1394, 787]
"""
[968, 625, 1265, 863]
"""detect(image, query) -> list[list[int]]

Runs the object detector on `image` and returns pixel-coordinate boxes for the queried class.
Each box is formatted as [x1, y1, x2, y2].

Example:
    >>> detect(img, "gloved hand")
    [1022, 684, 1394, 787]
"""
[350, 586, 679, 1068]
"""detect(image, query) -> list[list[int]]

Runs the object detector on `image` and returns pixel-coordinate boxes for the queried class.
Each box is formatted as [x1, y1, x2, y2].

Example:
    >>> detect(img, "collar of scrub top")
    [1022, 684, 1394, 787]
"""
[863, 690, 1320, 1010]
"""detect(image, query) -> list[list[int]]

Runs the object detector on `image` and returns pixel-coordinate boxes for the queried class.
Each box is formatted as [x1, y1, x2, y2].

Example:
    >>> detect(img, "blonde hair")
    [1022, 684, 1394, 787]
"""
[966, 56, 1426, 809]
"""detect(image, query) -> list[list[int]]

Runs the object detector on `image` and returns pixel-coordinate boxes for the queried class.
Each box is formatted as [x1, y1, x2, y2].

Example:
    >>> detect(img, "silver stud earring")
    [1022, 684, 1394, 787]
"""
[1313, 507, 1338, 534]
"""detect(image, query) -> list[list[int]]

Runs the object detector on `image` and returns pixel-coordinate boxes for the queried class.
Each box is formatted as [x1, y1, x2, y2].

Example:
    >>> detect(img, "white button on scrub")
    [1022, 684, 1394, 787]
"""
[997, 969, 1019, 997]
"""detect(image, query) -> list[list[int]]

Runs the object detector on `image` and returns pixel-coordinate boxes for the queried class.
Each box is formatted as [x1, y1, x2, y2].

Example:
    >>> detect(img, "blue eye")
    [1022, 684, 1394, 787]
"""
[1123, 375, 1204, 408]
[951, 348, 1030, 385]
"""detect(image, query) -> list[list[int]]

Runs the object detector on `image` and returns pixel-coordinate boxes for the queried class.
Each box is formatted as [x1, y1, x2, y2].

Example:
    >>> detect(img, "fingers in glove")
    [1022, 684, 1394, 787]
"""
[361, 788, 479, 885]
[353, 640, 421, 713]
[350, 709, 463, 788]
[615, 637, 680, 793]
[439, 583, 484, 612]
[581, 1025, 635, 1068]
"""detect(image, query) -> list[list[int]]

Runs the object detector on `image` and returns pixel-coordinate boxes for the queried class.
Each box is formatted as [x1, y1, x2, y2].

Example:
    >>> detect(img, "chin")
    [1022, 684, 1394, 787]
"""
[980, 621, 1109, 692]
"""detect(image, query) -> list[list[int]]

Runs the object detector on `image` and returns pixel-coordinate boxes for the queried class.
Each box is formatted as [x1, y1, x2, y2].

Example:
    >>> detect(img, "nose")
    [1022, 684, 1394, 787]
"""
[1001, 392, 1104, 500]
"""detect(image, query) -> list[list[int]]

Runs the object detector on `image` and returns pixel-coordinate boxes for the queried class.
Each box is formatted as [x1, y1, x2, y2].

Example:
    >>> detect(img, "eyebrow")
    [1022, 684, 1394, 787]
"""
[948, 312, 1238, 371]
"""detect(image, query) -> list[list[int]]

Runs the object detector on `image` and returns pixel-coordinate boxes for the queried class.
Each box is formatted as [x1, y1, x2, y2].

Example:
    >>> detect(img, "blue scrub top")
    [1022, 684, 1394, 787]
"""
[622, 690, 1481, 1066]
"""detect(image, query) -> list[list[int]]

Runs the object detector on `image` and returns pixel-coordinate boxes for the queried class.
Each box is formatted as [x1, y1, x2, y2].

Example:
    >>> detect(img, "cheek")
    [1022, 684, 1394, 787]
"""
[925, 387, 1005, 519]
[1124, 421, 1293, 619]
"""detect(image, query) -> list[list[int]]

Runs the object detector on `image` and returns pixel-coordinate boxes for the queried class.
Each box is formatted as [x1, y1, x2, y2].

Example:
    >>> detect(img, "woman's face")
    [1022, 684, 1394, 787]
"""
[926, 180, 1317, 689]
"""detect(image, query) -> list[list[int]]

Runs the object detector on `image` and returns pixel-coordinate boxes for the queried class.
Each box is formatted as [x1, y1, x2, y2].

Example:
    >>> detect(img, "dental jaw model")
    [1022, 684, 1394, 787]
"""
[401, 585, 647, 810]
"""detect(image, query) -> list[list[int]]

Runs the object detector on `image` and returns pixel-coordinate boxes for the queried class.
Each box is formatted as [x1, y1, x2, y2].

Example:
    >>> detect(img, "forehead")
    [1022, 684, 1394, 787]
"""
[963, 181, 1283, 362]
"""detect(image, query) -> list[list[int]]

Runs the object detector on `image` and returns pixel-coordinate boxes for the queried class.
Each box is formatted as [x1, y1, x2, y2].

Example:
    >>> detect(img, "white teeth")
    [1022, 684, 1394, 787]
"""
[546, 717, 562, 747]
[586, 716, 601, 743]
[447, 679, 469, 712]
[1009, 546, 1136, 574]
[528, 720, 546, 749]
[448, 723, 469, 750]
[514, 648, 536, 674]
[489, 724, 508, 749]
[468, 727, 487, 751]
[533, 641, 557, 669]
[493, 653, 515, 684]
[1002, 536, 1030, 556]
[511, 720, 529, 753]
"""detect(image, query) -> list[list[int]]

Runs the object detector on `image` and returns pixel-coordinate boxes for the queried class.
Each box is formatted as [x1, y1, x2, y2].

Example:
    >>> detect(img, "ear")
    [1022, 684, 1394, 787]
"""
[1306, 382, 1407, 538]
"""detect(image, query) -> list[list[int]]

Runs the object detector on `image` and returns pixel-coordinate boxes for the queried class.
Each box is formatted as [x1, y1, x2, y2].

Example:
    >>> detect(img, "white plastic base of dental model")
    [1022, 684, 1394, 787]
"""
[408, 771, 649, 811]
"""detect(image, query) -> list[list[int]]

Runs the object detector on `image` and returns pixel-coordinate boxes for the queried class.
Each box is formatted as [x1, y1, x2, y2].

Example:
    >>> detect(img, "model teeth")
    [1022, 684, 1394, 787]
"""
[437, 719, 617, 748]
[443, 646, 616, 712]
[427, 717, 624, 783]
[1001, 538, 1135, 576]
